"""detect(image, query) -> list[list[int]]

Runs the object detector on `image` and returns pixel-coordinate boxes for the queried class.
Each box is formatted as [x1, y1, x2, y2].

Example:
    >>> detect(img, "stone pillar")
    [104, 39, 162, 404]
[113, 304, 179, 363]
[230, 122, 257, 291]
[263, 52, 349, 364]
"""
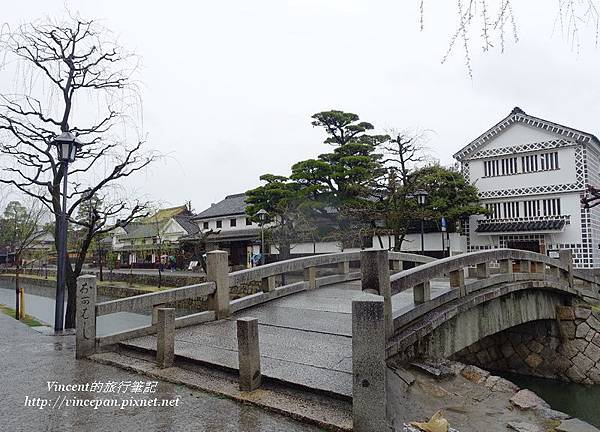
[499, 259, 513, 275]
[337, 261, 350, 275]
[352, 296, 388, 432]
[152, 303, 166, 325]
[519, 260, 531, 273]
[76, 275, 97, 359]
[207, 250, 230, 319]
[413, 281, 431, 304]
[304, 266, 317, 290]
[476, 262, 489, 279]
[449, 268, 465, 296]
[237, 317, 261, 391]
[360, 250, 392, 339]
[156, 307, 175, 368]
[261, 276, 275, 293]
[559, 250, 574, 289]
[390, 260, 402, 272]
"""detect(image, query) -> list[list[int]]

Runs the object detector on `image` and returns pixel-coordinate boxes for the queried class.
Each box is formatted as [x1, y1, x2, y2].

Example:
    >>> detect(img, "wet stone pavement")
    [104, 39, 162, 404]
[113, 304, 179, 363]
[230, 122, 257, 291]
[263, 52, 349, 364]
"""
[0, 312, 320, 432]
[122, 278, 455, 397]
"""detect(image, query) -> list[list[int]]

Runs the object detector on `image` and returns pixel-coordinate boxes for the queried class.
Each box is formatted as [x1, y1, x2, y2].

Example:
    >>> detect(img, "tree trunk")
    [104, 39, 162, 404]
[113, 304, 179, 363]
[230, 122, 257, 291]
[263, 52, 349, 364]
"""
[64, 272, 77, 329]
[14, 255, 20, 320]
[99, 251, 103, 282]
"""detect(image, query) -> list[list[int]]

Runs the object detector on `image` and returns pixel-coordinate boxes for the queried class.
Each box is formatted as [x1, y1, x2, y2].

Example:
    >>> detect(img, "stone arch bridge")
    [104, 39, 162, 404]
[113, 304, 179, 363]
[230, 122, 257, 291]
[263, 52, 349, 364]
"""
[75, 248, 600, 431]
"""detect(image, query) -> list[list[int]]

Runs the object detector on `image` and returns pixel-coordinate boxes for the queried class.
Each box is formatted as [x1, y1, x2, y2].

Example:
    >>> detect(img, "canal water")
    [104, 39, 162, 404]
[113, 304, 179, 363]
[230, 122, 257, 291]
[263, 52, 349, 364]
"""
[0, 280, 150, 336]
[500, 372, 600, 427]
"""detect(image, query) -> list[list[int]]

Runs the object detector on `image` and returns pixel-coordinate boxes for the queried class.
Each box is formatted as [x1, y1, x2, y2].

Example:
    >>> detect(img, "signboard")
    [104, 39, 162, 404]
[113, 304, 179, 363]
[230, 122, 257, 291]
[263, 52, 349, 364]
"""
[441, 217, 447, 232]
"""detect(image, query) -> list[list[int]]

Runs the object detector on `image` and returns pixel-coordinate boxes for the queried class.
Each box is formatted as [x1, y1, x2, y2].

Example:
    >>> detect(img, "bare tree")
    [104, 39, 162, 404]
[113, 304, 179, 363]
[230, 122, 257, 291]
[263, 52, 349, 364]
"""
[0, 15, 156, 328]
[420, 0, 600, 76]
[582, 185, 600, 208]
[373, 131, 429, 251]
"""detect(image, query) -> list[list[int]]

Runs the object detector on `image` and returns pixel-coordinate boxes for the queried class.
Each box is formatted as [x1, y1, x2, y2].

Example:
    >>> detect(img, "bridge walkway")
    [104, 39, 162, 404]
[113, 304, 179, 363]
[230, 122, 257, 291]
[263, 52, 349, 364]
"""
[120, 276, 464, 397]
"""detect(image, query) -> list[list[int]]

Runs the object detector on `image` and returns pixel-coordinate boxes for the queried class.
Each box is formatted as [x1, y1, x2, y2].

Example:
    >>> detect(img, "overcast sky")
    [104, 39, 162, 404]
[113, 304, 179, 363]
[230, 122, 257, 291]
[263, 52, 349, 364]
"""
[2, 1, 600, 213]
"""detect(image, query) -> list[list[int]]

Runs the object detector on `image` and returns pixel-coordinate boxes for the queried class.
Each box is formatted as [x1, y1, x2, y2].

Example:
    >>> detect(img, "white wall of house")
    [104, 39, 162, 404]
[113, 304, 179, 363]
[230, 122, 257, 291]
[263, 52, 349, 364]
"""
[195, 215, 258, 232]
[456, 112, 599, 268]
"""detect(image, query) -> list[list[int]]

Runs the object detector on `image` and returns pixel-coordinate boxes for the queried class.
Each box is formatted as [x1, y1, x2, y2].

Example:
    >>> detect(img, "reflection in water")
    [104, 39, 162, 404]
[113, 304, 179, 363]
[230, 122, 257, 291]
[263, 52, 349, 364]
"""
[500, 372, 600, 427]
[0, 282, 150, 336]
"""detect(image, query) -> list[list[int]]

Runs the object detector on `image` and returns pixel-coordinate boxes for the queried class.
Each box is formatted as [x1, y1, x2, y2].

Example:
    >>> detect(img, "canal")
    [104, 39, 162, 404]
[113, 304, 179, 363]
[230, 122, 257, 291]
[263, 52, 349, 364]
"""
[501, 372, 600, 427]
[0, 280, 150, 336]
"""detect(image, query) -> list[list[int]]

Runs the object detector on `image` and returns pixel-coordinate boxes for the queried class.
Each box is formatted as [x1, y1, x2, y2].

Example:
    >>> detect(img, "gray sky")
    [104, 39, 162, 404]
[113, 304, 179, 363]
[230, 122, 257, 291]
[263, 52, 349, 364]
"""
[3, 1, 600, 213]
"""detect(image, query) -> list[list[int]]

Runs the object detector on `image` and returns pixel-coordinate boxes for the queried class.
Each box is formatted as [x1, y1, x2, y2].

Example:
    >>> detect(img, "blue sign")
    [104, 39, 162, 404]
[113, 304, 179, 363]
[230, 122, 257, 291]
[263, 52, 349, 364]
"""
[441, 217, 447, 232]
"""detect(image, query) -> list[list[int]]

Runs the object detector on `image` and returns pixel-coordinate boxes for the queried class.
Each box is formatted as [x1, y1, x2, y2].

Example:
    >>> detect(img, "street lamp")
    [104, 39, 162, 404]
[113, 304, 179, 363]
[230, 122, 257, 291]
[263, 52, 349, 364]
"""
[414, 190, 429, 255]
[256, 209, 268, 265]
[52, 131, 82, 331]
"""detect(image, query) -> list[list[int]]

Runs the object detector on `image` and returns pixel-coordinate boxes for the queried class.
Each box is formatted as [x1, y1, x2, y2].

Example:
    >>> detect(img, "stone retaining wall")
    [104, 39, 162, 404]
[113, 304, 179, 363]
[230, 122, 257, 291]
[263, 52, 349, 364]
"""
[453, 305, 600, 384]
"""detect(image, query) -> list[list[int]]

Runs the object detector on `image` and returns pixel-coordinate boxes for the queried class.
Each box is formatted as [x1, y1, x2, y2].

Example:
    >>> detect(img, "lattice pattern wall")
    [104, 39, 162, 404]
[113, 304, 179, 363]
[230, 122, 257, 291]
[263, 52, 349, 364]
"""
[584, 143, 600, 268]
[468, 139, 577, 160]
[478, 145, 584, 199]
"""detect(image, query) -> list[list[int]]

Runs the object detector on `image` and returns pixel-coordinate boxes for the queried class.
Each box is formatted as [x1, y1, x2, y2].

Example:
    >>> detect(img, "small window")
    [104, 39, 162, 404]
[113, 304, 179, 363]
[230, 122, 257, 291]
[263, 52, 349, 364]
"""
[216, 220, 222, 228]
[203, 221, 209, 229]
[246, 217, 252, 226]
[230, 218, 237, 227]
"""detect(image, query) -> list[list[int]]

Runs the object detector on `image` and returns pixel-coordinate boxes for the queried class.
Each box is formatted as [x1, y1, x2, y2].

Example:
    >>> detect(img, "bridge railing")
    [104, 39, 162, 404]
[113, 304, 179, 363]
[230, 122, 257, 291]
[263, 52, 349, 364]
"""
[351, 248, 600, 430]
[75, 249, 433, 358]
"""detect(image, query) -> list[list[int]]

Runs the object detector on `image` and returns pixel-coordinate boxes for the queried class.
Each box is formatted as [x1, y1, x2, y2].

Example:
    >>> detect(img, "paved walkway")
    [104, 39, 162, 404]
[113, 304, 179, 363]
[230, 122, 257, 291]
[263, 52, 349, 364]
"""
[0, 312, 320, 432]
[123, 278, 456, 397]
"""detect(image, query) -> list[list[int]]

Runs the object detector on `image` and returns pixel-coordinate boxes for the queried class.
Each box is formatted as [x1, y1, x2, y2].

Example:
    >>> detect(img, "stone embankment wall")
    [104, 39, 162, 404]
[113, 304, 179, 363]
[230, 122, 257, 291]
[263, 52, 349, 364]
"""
[453, 305, 600, 384]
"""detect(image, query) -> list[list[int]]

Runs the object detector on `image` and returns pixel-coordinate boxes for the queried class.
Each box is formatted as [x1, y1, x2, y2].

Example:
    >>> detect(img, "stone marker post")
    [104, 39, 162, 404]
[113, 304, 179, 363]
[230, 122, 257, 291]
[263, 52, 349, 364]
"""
[207, 250, 230, 319]
[237, 317, 261, 391]
[559, 250, 574, 289]
[156, 307, 175, 368]
[76, 275, 97, 359]
[360, 250, 392, 339]
[352, 296, 388, 432]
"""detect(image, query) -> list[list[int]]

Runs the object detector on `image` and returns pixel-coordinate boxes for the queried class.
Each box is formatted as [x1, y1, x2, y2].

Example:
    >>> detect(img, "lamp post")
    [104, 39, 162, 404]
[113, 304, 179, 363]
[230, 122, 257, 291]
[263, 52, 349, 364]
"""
[256, 209, 268, 265]
[52, 131, 82, 331]
[414, 190, 429, 255]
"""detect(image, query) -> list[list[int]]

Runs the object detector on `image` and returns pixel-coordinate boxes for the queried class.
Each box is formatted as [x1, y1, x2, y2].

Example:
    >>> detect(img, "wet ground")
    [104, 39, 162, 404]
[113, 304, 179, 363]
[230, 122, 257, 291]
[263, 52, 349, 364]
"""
[122, 278, 457, 397]
[0, 312, 320, 432]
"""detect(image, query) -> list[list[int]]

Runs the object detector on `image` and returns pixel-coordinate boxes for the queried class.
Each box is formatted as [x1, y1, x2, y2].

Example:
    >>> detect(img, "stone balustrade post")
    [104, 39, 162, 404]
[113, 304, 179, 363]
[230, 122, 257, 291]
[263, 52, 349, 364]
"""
[360, 250, 392, 339]
[352, 296, 389, 432]
[499, 259, 513, 275]
[449, 268, 465, 296]
[304, 266, 317, 289]
[413, 281, 431, 304]
[237, 317, 261, 391]
[337, 261, 350, 275]
[156, 307, 175, 368]
[519, 260, 531, 273]
[207, 250, 230, 319]
[152, 303, 166, 325]
[261, 275, 275, 293]
[390, 260, 402, 272]
[559, 250, 574, 288]
[476, 262, 489, 279]
[76, 275, 97, 359]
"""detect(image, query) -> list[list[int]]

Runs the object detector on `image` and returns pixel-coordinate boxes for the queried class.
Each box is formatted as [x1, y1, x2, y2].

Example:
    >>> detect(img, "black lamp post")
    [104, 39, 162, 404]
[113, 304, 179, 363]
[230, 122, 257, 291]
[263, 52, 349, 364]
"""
[256, 209, 268, 265]
[414, 190, 429, 255]
[52, 131, 82, 331]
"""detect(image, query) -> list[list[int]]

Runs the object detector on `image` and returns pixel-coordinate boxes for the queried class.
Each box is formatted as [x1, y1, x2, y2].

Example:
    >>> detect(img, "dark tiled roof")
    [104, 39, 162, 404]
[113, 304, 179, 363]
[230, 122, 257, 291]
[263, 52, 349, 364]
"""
[454, 107, 600, 160]
[476, 220, 566, 233]
[194, 193, 248, 219]
[173, 215, 199, 235]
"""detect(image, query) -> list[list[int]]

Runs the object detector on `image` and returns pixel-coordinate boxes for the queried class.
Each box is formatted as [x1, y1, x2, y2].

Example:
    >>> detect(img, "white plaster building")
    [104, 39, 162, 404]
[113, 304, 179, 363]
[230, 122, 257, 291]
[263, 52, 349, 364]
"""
[454, 107, 600, 269]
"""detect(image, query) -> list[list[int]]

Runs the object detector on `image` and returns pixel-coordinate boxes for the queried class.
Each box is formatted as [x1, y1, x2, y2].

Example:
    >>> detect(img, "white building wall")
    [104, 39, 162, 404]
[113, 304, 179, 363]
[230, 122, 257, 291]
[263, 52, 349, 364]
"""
[458, 116, 598, 268]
